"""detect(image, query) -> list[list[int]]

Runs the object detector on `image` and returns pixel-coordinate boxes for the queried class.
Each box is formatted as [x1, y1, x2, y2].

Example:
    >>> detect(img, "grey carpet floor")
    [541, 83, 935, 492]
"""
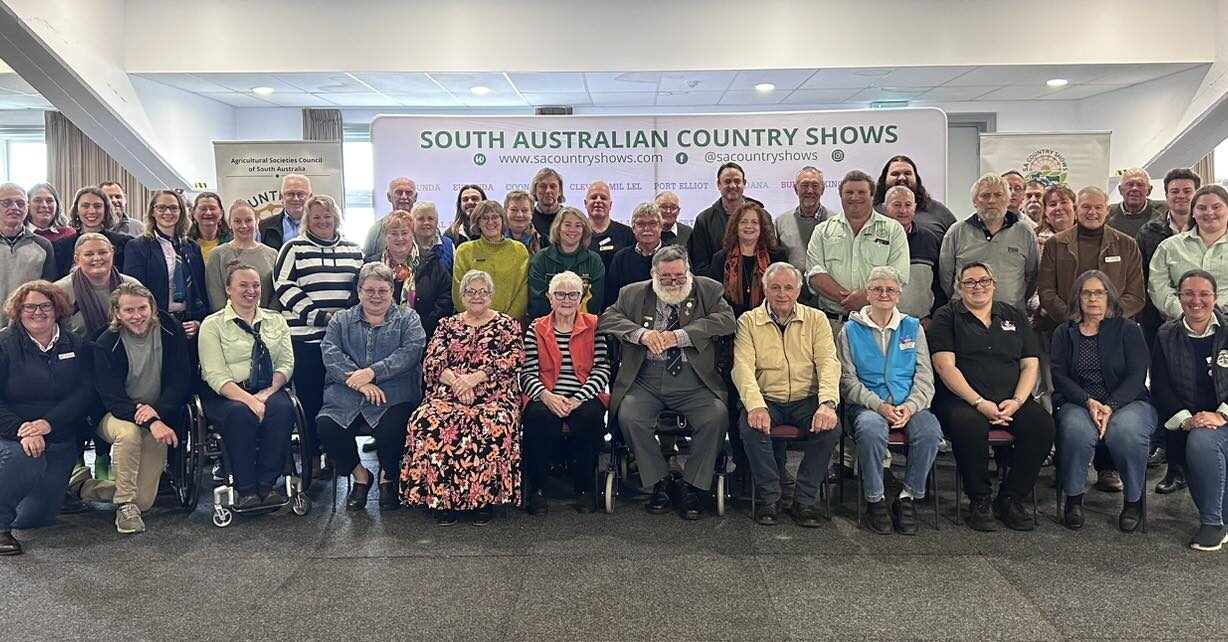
[3, 451, 1225, 641]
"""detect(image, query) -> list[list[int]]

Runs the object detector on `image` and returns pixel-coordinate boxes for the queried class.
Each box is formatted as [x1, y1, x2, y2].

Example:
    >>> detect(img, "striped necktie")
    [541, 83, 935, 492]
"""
[665, 304, 683, 376]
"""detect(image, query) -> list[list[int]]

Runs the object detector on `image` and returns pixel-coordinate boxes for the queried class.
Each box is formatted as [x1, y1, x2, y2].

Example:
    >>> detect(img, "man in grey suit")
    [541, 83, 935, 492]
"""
[600, 244, 736, 520]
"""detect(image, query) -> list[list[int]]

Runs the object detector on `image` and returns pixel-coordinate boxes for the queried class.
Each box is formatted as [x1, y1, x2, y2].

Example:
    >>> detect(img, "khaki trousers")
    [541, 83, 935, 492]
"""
[79, 414, 167, 511]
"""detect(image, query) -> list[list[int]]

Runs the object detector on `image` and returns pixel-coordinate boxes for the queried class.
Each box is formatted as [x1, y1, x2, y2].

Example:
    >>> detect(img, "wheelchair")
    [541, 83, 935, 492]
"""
[186, 391, 313, 528]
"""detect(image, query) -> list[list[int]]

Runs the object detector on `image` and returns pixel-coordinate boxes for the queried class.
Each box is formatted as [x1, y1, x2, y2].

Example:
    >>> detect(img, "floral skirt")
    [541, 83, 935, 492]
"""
[400, 397, 522, 510]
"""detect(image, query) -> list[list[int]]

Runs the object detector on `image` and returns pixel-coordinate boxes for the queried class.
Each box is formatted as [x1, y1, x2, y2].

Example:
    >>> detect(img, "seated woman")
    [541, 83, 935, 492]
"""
[704, 201, 788, 317]
[836, 266, 942, 535]
[318, 263, 426, 511]
[205, 201, 279, 313]
[124, 190, 209, 339]
[928, 261, 1055, 532]
[0, 281, 94, 555]
[1151, 266, 1228, 551]
[53, 187, 132, 278]
[452, 201, 529, 322]
[1051, 270, 1154, 532]
[53, 233, 140, 338]
[197, 263, 297, 510]
[520, 270, 611, 516]
[528, 206, 605, 318]
[26, 183, 75, 244]
[402, 269, 524, 526]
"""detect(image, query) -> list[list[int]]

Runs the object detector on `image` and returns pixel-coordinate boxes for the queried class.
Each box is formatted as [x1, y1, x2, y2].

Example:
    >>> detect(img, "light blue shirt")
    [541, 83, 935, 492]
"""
[282, 214, 302, 245]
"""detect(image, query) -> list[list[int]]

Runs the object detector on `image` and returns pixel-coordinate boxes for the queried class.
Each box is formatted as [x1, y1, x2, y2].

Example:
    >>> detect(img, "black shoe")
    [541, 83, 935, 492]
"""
[212, 461, 226, 483]
[754, 500, 779, 526]
[361, 438, 378, 453]
[1189, 523, 1228, 551]
[61, 493, 89, 515]
[473, 506, 494, 526]
[827, 464, 854, 484]
[966, 496, 999, 532]
[235, 493, 263, 510]
[573, 491, 594, 514]
[1156, 465, 1187, 494]
[679, 484, 703, 520]
[891, 497, 918, 535]
[865, 499, 892, 534]
[345, 468, 373, 511]
[995, 494, 1036, 531]
[526, 490, 548, 516]
[436, 509, 458, 526]
[791, 501, 822, 528]
[646, 481, 672, 514]
[378, 480, 400, 510]
[264, 487, 289, 507]
[1119, 500, 1143, 533]
[0, 531, 21, 556]
[1147, 446, 1166, 468]
[1063, 495, 1085, 531]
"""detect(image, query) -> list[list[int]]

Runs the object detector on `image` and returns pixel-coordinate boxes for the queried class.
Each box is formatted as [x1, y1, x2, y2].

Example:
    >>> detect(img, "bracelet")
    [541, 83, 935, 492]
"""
[1011, 396, 1026, 404]
[970, 397, 984, 408]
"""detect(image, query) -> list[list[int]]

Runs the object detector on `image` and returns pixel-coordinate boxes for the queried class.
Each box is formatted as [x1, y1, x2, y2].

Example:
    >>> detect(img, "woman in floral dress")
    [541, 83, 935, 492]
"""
[401, 269, 524, 526]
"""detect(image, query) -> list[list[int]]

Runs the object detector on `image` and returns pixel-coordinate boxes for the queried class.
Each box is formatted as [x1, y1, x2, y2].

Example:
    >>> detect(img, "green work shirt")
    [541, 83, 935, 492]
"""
[804, 212, 910, 315]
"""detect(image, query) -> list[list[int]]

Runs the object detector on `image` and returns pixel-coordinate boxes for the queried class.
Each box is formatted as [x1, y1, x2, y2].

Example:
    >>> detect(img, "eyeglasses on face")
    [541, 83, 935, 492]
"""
[462, 288, 491, 298]
[360, 287, 392, 298]
[21, 302, 54, 313]
[1179, 290, 1215, 300]
[153, 204, 181, 214]
[551, 291, 582, 302]
[959, 277, 995, 290]
[1, 199, 27, 209]
[656, 274, 688, 285]
[868, 286, 900, 297]
[1079, 289, 1108, 300]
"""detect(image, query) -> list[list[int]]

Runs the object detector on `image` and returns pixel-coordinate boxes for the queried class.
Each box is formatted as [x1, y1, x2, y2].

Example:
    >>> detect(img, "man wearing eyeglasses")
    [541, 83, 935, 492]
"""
[655, 191, 691, 248]
[939, 173, 1040, 312]
[604, 202, 666, 311]
[600, 244, 736, 520]
[260, 174, 313, 250]
[0, 182, 57, 325]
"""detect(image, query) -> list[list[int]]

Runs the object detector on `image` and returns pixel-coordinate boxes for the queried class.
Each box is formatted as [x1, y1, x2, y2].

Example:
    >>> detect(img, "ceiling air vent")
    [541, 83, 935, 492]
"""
[535, 106, 573, 115]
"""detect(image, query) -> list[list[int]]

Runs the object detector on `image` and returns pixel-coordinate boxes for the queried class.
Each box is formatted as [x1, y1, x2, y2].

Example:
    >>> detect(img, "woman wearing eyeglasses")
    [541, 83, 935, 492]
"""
[123, 190, 209, 339]
[451, 201, 529, 322]
[519, 270, 611, 516]
[317, 263, 425, 512]
[928, 261, 1055, 532]
[402, 269, 524, 526]
[1050, 270, 1153, 532]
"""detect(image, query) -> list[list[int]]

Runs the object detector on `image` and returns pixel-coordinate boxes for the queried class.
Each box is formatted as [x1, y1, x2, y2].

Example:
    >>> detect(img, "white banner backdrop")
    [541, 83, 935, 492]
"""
[371, 109, 948, 225]
[979, 132, 1111, 190]
[213, 140, 345, 220]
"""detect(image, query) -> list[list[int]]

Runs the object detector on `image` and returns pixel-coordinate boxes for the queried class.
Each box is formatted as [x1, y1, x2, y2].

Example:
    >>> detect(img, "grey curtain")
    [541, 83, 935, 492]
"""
[302, 108, 342, 141]
[44, 111, 152, 214]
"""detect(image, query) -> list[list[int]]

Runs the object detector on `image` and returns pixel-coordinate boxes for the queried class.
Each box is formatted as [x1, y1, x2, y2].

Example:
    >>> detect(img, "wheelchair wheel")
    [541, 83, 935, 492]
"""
[212, 506, 233, 528]
[602, 470, 616, 514]
[289, 394, 312, 490]
[715, 474, 727, 517]
[291, 493, 312, 516]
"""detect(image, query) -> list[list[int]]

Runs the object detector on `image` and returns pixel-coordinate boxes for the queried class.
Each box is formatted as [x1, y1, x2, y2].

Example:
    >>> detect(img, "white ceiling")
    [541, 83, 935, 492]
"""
[129, 63, 1207, 110]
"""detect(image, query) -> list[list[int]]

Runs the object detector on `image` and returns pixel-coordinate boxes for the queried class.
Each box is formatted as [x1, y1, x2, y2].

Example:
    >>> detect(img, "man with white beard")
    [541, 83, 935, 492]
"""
[600, 245, 736, 520]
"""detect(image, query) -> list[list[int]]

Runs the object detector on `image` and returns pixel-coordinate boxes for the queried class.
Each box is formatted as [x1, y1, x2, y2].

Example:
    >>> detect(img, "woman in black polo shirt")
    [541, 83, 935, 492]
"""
[928, 261, 1056, 532]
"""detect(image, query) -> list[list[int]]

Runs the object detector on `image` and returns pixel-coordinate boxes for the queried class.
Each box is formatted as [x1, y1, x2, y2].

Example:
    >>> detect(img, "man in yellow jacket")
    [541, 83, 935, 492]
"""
[732, 261, 841, 527]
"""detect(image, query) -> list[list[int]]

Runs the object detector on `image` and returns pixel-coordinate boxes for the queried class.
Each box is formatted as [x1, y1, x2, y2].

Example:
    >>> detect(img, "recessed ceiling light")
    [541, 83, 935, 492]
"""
[754, 82, 776, 93]
[1046, 78, 1068, 88]
[251, 86, 275, 96]
[470, 85, 492, 96]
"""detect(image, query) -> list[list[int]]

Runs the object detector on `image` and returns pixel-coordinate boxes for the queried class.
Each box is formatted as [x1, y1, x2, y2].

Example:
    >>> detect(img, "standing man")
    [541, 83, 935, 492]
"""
[806, 170, 910, 326]
[100, 181, 143, 237]
[655, 191, 692, 247]
[688, 162, 765, 276]
[1137, 168, 1202, 343]
[1002, 171, 1036, 230]
[362, 176, 417, 257]
[880, 185, 943, 322]
[605, 202, 664, 310]
[939, 173, 1040, 312]
[873, 155, 956, 234]
[530, 167, 565, 245]
[1022, 179, 1047, 227]
[585, 181, 635, 272]
[1107, 168, 1169, 238]
[259, 174, 312, 251]
[776, 166, 830, 306]
[0, 183, 57, 325]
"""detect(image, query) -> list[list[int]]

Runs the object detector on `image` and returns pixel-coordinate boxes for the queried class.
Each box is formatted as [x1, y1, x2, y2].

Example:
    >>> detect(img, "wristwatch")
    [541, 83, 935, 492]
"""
[820, 400, 837, 410]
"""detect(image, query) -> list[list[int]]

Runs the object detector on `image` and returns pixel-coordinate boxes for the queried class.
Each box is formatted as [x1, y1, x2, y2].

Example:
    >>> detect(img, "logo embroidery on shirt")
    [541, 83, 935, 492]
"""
[1000, 320, 1017, 332]
[1217, 350, 1228, 368]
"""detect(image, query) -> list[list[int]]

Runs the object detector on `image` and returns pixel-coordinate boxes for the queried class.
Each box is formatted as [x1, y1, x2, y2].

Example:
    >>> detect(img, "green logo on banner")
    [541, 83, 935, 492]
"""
[675, 152, 688, 165]
[473, 153, 487, 166]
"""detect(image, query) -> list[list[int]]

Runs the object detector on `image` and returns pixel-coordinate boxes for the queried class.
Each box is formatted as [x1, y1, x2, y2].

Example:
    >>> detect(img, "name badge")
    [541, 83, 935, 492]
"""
[1104, 255, 1121, 263]
[59, 352, 76, 360]
[898, 338, 916, 351]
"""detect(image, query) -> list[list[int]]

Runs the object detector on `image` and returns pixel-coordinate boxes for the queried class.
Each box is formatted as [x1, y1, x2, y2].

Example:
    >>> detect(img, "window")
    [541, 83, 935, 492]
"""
[342, 123, 374, 243]
[0, 126, 47, 187]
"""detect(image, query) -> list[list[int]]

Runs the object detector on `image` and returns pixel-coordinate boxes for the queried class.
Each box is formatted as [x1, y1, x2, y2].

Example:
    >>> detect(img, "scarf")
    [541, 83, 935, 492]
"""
[232, 316, 274, 391]
[155, 229, 190, 305]
[386, 246, 418, 308]
[72, 267, 123, 335]
[723, 247, 771, 308]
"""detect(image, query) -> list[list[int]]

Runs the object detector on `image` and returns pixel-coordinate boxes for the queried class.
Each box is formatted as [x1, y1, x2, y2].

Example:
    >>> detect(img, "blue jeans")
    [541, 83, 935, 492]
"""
[0, 439, 78, 531]
[1055, 400, 1154, 503]
[1186, 426, 1228, 526]
[738, 398, 839, 506]
[848, 406, 942, 502]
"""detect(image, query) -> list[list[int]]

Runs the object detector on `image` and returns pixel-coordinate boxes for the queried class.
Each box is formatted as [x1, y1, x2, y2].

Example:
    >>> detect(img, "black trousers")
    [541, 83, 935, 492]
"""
[522, 398, 606, 493]
[936, 397, 1055, 500]
[1165, 427, 1188, 468]
[315, 403, 415, 481]
[292, 341, 325, 457]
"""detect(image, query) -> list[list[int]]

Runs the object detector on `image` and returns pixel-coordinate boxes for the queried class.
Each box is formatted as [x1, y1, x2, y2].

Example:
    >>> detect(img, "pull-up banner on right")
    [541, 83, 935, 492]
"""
[979, 131, 1111, 190]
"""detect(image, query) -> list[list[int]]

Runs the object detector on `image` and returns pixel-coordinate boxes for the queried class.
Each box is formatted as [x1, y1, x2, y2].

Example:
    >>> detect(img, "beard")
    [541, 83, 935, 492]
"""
[978, 207, 1006, 224]
[653, 273, 695, 306]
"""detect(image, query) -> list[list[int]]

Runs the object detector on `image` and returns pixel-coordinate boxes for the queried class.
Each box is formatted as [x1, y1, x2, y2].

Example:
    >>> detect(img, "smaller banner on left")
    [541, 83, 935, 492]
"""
[213, 140, 345, 220]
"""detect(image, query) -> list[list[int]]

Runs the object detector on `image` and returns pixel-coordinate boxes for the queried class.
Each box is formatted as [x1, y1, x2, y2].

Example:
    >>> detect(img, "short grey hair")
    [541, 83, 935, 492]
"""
[281, 173, 312, 189]
[1077, 186, 1109, 202]
[460, 269, 494, 294]
[864, 265, 904, 289]
[654, 190, 679, 203]
[358, 262, 395, 289]
[969, 172, 1010, 203]
[761, 261, 802, 288]
[630, 201, 662, 225]
[547, 270, 584, 295]
[883, 184, 915, 203]
[410, 200, 438, 219]
[651, 244, 689, 271]
[0, 182, 25, 197]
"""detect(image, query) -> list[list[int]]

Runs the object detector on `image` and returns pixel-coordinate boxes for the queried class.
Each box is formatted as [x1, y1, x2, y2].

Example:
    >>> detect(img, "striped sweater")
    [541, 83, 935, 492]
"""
[274, 231, 363, 341]
[519, 327, 611, 402]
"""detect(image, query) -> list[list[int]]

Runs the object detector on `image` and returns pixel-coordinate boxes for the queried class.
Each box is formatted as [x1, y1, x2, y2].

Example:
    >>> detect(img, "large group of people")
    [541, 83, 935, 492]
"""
[1, 159, 1227, 557]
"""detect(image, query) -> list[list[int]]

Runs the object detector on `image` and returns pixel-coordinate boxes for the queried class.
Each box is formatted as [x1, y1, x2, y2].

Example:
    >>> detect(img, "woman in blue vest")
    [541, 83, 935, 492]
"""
[1051, 270, 1154, 533]
[836, 265, 942, 535]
